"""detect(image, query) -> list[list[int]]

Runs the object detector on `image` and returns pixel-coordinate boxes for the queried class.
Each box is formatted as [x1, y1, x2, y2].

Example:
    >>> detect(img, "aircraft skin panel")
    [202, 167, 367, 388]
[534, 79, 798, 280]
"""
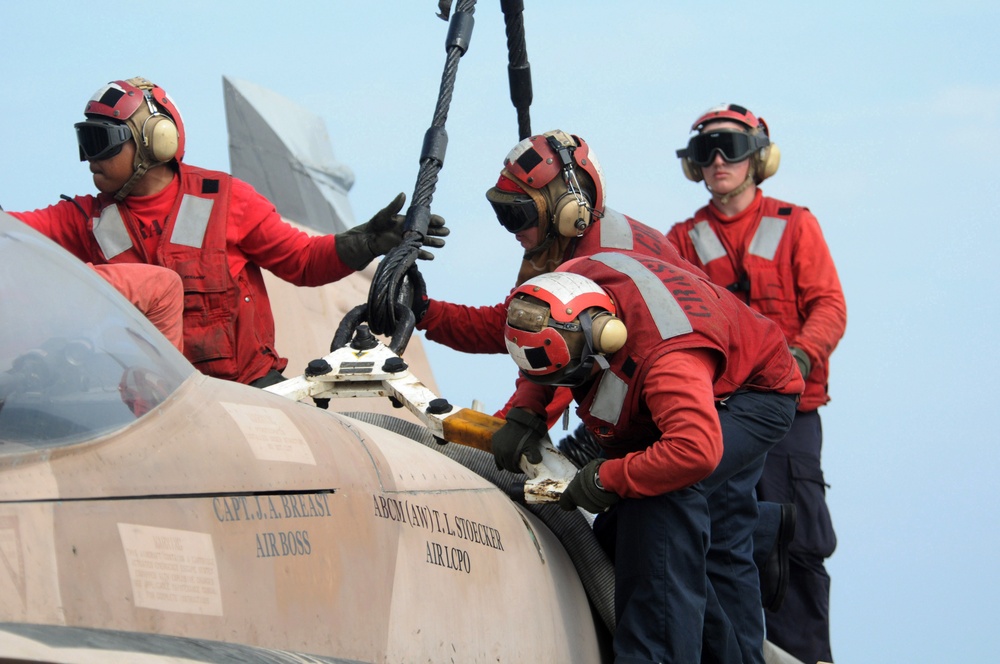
[0, 373, 603, 661]
[0, 468, 601, 661]
[0, 503, 65, 626]
[384, 501, 603, 663]
[338, 415, 492, 493]
[0, 622, 364, 663]
[39, 495, 393, 658]
[379, 492, 602, 662]
[0, 373, 472, 503]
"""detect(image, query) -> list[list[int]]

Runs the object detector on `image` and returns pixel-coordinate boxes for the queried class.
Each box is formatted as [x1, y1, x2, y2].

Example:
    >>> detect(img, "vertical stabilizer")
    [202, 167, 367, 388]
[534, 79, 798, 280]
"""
[223, 76, 356, 234]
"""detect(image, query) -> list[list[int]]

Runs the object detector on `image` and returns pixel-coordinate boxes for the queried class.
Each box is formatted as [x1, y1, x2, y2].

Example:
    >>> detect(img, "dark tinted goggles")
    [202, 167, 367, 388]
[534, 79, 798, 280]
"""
[75, 119, 132, 162]
[486, 188, 539, 233]
[677, 130, 769, 167]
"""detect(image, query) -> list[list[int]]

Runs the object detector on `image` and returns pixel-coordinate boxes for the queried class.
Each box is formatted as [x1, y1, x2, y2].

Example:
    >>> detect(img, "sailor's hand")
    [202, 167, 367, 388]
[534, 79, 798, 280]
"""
[559, 459, 619, 513]
[491, 407, 547, 472]
[335, 192, 405, 270]
[335, 192, 451, 270]
[416, 210, 449, 260]
[789, 346, 811, 379]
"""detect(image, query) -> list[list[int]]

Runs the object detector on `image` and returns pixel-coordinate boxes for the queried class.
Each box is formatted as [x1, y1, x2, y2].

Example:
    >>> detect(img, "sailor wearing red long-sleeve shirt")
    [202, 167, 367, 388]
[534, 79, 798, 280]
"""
[501, 253, 802, 664]
[670, 104, 846, 664]
[10, 77, 448, 387]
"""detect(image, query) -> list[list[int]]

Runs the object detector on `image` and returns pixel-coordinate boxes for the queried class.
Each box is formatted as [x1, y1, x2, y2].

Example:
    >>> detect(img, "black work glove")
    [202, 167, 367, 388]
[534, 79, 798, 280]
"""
[491, 407, 547, 472]
[559, 459, 619, 513]
[406, 264, 430, 325]
[335, 192, 450, 270]
[789, 346, 811, 379]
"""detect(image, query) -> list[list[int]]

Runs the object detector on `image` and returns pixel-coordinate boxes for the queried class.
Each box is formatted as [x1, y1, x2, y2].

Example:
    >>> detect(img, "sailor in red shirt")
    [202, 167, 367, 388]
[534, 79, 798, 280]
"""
[502, 254, 802, 664]
[414, 129, 701, 425]
[669, 104, 846, 664]
[11, 77, 448, 386]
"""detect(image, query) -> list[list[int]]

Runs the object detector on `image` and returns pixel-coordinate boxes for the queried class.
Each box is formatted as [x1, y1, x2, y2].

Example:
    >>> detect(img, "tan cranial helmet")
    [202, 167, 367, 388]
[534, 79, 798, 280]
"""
[75, 77, 186, 200]
[489, 130, 607, 238]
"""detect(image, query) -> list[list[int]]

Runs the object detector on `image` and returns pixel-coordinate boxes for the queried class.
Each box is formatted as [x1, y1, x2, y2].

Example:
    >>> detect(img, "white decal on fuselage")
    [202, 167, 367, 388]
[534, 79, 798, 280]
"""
[118, 523, 223, 616]
[221, 402, 316, 465]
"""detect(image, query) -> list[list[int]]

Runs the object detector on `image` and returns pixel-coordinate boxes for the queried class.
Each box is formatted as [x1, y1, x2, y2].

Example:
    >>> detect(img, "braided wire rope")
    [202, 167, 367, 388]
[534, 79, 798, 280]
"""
[501, 0, 533, 140]
[367, 0, 478, 343]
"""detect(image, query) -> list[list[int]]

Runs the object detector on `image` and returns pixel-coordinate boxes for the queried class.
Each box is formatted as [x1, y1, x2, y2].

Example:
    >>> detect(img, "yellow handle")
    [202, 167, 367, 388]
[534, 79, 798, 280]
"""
[440, 408, 506, 453]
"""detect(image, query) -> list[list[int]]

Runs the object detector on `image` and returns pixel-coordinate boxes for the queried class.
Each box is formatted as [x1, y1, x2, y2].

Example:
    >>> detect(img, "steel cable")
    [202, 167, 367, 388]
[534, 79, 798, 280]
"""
[367, 0, 478, 343]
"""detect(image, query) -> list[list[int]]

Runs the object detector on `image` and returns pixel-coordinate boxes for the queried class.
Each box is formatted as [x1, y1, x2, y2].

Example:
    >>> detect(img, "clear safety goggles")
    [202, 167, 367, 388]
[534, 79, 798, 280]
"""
[486, 187, 539, 233]
[75, 119, 133, 162]
[676, 129, 770, 166]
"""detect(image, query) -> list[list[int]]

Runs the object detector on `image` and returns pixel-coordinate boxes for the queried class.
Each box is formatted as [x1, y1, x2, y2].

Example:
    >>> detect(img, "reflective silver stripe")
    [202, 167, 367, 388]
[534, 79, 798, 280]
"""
[589, 371, 627, 425]
[169, 195, 215, 248]
[598, 207, 633, 250]
[93, 205, 133, 259]
[688, 220, 727, 264]
[748, 216, 786, 261]
[589, 252, 693, 339]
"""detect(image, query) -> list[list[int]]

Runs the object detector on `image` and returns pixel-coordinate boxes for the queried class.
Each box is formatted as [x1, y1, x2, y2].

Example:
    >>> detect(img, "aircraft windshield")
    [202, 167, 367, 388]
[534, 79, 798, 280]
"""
[0, 213, 193, 451]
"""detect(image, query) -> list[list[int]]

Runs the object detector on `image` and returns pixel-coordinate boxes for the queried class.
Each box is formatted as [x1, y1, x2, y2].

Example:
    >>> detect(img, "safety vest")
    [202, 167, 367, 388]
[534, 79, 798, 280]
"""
[564, 252, 802, 453]
[87, 164, 278, 383]
[671, 196, 832, 409]
[569, 208, 706, 277]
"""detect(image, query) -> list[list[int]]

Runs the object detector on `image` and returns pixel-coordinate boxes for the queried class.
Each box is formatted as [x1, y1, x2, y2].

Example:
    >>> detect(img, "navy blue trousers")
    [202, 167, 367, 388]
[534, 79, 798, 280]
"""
[756, 409, 836, 664]
[699, 391, 798, 664]
[595, 391, 797, 664]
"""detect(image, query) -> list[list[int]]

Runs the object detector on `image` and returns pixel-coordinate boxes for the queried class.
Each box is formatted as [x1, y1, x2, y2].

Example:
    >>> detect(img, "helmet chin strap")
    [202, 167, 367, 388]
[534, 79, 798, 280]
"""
[707, 171, 755, 207]
[114, 162, 151, 201]
[546, 310, 606, 387]
[524, 232, 556, 261]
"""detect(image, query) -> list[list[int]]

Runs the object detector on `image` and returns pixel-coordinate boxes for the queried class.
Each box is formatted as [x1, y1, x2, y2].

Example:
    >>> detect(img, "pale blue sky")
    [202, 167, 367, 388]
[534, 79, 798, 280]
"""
[3, 2, 998, 661]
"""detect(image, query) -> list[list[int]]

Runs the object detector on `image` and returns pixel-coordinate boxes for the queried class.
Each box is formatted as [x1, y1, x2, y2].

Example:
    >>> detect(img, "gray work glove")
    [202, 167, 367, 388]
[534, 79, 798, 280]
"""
[559, 459, 619, 513]
[789, 346, 811, 379]
[335, 192, 449, 270]
[491, 407, 547, 472]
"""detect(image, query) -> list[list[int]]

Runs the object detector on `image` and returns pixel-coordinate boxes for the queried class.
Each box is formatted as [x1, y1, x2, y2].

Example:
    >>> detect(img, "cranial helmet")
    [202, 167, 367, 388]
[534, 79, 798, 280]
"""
[486, 130, 607, 238]
[75, 77, 186, 200]
[504, 271, 627, 387]
[676, 103, 780, 184]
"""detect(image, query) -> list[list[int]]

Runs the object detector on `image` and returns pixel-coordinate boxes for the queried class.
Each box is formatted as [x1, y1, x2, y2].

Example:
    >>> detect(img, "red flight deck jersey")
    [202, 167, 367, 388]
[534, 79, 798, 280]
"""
[417, 209, 705, 422]
[509, 252, 804, 498]
[667, 190, 846, 411]
[12, 163, 356, 384]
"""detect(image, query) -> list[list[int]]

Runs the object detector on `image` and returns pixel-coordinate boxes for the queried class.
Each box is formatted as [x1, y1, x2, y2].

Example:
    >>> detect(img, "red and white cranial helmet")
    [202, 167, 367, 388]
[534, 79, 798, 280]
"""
[504, 270, 625, 386]
[501, 130, 606, 214]
[690, 103, 768, 135]
[678, 103, 780, 185]
[75, 77, 186, 200]
[76, 78, 186, 165]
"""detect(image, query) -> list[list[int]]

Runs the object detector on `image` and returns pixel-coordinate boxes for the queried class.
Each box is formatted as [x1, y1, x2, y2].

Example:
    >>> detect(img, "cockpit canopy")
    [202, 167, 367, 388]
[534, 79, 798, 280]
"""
[0, 212, 193, 450]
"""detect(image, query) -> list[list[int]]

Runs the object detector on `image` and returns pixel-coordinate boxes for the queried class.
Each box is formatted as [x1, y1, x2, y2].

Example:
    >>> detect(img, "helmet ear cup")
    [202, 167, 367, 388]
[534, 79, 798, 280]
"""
[681, 158, 703, 183]
[754, 142, 781, 183]
[591, 312, 627, 354]
[552, 191, 592, 237]
[144, 114, 179, 163]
